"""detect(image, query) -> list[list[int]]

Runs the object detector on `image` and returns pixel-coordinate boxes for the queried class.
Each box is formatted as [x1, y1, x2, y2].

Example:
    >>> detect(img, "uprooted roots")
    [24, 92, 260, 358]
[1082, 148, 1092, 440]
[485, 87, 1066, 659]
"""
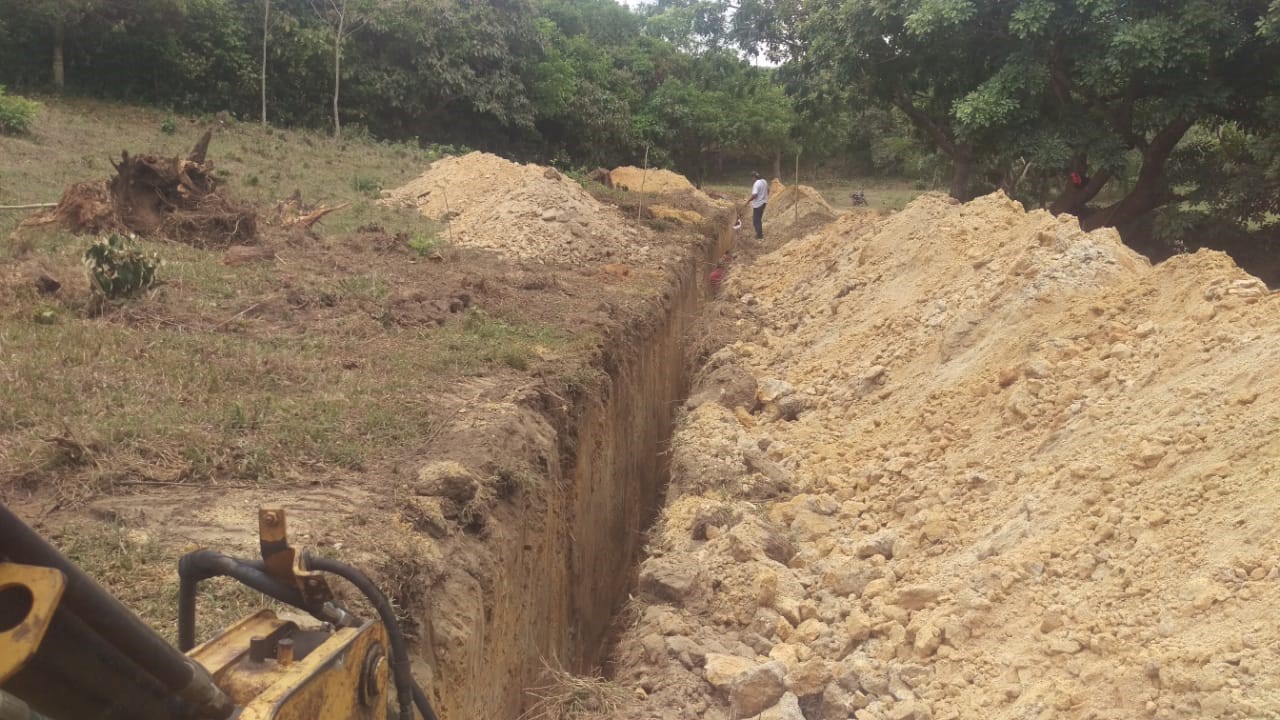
[17, 129, 258, 248]
[160, 193, 257, 247]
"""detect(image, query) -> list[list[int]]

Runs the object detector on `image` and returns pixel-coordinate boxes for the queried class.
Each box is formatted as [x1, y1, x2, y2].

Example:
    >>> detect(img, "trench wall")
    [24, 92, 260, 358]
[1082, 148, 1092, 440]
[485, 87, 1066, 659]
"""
[424, 221, 733, 720]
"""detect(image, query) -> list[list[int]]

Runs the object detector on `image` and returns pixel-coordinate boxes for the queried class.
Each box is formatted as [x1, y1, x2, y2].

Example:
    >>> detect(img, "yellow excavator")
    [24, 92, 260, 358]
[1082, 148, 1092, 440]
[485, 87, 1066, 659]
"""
[0, 503, 438, 720]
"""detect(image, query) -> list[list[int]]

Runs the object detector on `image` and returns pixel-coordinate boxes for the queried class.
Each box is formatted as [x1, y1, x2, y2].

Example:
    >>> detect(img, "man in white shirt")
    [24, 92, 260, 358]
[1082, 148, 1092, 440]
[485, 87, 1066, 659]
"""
[747, 171, 769, 240]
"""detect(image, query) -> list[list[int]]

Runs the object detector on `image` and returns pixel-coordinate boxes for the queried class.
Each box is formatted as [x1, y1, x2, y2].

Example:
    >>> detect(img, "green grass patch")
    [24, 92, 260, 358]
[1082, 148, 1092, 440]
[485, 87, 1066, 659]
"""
[0, 300, 575, 491]
[0, 97, 434, 216]
[429, 311, 567, 374]
[408, 230, 447, 256]
[0, 97, 595, 503]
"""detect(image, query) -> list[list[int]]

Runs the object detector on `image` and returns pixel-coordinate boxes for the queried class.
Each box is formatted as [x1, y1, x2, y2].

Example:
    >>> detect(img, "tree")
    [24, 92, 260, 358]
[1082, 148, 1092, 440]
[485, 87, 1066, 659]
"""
[635, 52, 794, 183]
[800, 0, 1280, 231]
[640, 0, 733, 55]
[9, 0, 99, 89]
[529, 17, 637, 165]
[261, 0, 270, 124]
[310, 0, 369, 139]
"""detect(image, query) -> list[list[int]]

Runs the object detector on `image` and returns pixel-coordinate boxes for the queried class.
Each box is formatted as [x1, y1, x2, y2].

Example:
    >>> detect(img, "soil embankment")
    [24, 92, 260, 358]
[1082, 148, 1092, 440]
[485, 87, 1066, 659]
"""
[611, 192, 1280, 720]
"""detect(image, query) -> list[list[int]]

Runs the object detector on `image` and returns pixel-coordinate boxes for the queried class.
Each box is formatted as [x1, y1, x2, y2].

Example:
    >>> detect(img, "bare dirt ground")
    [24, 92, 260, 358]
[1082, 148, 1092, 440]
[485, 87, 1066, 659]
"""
[612, 192, 1280, 720]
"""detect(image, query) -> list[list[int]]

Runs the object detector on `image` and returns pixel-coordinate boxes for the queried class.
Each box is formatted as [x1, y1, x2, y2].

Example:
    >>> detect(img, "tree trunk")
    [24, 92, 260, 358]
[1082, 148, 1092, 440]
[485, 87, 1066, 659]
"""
[1079, 118, 1192, 231]
[1049, 160, 1112, 216]
[1079, 171, 1168, 231]
[52, 17, 65, 90]
[261, 0, 270, 125]
[332, 1, 345, 140]
[772, 149, 782, 180]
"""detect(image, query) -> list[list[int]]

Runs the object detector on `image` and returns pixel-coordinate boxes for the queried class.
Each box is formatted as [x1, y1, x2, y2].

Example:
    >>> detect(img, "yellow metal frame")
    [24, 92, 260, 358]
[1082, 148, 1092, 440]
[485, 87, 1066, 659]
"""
[0, 562, 65, 684]
[1, 507, 393, 720]
[190, 608, 389, 719]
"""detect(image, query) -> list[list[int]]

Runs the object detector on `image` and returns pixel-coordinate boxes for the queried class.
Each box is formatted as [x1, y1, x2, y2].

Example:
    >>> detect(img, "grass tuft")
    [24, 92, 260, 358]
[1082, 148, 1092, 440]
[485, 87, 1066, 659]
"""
[520, 658, 636, 720]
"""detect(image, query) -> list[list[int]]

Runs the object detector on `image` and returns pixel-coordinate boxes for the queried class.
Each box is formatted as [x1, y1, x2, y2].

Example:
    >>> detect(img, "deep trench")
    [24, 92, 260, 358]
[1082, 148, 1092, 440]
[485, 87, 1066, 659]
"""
[422, 220, 734, 720]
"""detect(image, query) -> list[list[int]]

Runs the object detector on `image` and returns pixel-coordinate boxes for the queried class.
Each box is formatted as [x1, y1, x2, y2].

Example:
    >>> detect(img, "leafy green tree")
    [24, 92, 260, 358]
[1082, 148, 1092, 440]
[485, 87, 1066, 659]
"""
[634, 52, 794, 183]
[343, 0, 542, 142]
[0, 0, 810, 175]
[310, 0, 374, 139]
[260, 0, 271, 124]
[529, 18, 636, 165]
[4, 0, 99, 89]
[640, 0, 732, 54]
[801, 0, 1280, 231]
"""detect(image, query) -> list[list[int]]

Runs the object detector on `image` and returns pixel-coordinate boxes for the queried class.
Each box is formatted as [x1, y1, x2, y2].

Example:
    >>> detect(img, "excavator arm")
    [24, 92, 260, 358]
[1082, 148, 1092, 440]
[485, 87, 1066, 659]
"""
[0, 504, 437, 720]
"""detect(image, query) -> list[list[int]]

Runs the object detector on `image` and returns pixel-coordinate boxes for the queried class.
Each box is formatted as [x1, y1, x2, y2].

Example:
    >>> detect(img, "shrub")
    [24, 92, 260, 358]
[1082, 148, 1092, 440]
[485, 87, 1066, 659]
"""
[408, 231, 444, 256]
[424, 143, 473, 160]
[0, 85, 39, 135]
[351, 175, 380, 197]
[160, 115, 178, 134]
[84, 234, 161, 300]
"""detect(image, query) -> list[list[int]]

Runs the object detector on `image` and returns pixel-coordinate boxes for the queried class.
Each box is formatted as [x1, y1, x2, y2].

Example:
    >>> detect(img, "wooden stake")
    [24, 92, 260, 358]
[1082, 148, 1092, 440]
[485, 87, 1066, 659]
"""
[442, 187, 455, 244]
[0, 203, 57, 211]
[638, 144, 649, 221]
[794, 150, 801, 226]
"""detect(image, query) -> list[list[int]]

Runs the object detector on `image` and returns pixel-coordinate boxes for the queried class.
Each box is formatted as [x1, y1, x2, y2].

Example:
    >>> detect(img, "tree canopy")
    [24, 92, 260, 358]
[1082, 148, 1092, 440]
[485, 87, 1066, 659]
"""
[0, 0, 800, 180]
[2, 0, 1280, 261]
[799, 0, 1280, 233]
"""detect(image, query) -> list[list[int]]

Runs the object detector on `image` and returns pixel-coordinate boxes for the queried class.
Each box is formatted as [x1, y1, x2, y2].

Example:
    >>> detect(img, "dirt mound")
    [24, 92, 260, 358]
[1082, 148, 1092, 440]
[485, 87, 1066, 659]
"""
[762, 180, 838, 240]
[651, 205, 706, 225]
[658, 188, 732, 217]
[610, 166, 696, 194]
[15, 131, 256, 247]
[382, 152, 656, 264]
[613, 192, 1280, 720]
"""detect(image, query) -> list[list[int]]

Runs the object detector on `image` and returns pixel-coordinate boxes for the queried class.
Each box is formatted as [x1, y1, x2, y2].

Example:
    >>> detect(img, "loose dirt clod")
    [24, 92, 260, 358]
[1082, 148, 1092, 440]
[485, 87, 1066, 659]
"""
[613, 192, 1280, 720]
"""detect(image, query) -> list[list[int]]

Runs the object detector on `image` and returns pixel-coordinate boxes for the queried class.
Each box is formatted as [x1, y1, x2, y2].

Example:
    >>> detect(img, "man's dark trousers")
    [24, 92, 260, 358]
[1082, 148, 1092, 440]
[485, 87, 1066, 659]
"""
[752, 203, 766, 239]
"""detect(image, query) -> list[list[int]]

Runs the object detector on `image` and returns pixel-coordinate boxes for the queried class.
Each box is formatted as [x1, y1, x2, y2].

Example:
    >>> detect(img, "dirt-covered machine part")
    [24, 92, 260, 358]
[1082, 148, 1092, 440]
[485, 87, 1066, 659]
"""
[0, 504, 437, 720]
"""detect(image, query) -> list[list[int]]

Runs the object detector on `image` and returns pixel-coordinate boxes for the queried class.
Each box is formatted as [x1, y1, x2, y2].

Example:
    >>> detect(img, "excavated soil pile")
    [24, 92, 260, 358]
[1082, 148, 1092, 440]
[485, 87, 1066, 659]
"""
[764, 180, 839, 240]
[651, 188, 735, 228]
[611, 166, 697, 194]
[613, 193, 1280, 720]
[382, 152, 656, 264]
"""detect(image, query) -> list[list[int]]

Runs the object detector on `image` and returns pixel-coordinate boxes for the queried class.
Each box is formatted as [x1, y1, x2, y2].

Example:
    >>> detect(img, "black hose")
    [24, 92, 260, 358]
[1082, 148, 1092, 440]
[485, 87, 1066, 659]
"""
[306, 555, 436, 720]
[177, 551, 309, 651]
